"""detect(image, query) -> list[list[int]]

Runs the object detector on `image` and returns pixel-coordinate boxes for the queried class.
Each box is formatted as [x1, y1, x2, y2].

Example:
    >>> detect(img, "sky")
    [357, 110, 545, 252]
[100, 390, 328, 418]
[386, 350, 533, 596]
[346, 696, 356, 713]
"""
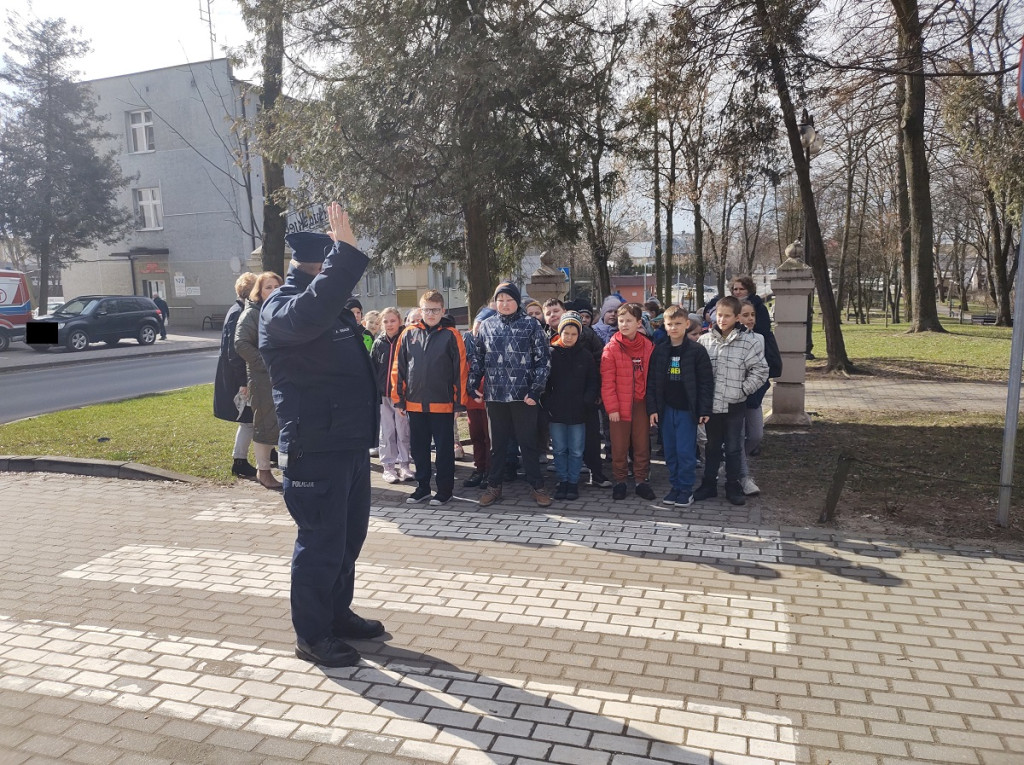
[0, 0, 253, 81]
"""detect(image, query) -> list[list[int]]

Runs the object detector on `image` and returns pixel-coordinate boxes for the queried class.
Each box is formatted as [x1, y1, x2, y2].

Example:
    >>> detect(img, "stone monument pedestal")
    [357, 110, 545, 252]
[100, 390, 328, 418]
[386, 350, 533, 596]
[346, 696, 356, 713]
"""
[526, 251, 568, 304]
[764, 251, 814, 428]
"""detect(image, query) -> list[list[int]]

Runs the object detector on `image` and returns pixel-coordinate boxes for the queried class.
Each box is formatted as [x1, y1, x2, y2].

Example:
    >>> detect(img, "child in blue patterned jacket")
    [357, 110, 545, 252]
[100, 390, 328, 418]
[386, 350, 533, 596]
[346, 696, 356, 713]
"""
[468, 282, 552, 508]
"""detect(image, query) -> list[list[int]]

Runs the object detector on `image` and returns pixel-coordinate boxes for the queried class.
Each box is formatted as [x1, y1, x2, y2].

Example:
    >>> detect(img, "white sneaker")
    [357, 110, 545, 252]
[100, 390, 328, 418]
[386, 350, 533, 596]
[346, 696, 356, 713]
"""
[454, 445, 466, 460]
[382, 469, 398, 484]
[398, 465, 415, 482]
[741, 476, 760, 496]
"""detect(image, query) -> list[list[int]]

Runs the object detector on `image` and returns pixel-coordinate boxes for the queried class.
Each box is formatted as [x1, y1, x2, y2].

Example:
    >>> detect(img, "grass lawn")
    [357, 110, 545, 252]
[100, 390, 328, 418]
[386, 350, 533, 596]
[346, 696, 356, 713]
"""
[0, 385, 239, 483]
[759, 410, 1024, 545]
[808, 315, 1012, 382]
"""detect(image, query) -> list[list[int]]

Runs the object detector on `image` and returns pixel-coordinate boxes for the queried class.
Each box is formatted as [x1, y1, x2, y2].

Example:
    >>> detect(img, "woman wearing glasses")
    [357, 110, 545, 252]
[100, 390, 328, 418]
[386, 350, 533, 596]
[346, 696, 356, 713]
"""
[702, 275, 772, 336]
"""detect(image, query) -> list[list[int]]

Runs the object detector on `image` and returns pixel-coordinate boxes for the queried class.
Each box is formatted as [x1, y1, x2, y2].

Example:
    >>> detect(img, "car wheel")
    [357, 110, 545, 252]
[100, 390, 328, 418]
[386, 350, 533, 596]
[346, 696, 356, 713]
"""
[137, 324, 157, 346]
[0, 332, 9, 352]
[66, 329, 90, 352]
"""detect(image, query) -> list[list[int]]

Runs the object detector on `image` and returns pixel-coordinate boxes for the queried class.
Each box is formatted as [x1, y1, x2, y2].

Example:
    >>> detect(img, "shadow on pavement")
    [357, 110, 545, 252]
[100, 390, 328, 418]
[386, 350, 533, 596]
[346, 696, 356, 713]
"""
[317, 641, 716, 764]
[369, 483, 905, 587]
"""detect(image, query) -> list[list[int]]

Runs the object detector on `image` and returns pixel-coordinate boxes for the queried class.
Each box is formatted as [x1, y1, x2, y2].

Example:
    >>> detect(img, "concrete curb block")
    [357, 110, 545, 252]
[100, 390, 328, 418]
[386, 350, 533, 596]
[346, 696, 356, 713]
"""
[0, 455, 199, 483]
[0, 342, 217, 374]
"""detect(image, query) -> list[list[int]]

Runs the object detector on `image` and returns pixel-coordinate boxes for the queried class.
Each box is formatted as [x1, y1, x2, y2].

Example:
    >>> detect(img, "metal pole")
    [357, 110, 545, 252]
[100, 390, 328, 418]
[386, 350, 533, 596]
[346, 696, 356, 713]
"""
[804, 145, 815, 359]
[997, 213, 1024, 526]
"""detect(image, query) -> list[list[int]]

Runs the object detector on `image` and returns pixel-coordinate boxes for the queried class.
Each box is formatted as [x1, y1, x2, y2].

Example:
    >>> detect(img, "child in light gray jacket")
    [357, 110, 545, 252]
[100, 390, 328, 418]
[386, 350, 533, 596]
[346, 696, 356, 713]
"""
[694, 296, 768, 506]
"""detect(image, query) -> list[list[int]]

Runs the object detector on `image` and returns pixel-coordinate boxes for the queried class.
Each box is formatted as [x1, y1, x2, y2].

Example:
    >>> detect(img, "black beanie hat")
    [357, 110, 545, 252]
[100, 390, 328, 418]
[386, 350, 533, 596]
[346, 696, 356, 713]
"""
[285, 231, 334, 263]
[344, 298, 363, 312]
[493, 281, 522, 307]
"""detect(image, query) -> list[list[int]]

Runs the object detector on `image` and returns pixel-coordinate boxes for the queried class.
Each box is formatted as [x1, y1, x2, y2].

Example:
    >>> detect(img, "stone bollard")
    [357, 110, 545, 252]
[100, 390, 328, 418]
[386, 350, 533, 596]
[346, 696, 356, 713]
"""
[764, 249, 814, 428]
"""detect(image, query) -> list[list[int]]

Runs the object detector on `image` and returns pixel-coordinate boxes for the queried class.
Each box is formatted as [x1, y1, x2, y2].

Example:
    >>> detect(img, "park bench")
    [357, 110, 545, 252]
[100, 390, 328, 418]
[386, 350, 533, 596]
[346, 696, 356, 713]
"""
[970, 314, 997, 325]
[202, 312, 226, 330]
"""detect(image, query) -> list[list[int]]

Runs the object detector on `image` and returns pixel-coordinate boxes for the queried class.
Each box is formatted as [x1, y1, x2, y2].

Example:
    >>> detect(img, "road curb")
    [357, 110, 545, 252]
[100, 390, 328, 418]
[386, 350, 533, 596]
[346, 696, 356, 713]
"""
[0, 455, 200, 483]
[0, 342, 217, 374]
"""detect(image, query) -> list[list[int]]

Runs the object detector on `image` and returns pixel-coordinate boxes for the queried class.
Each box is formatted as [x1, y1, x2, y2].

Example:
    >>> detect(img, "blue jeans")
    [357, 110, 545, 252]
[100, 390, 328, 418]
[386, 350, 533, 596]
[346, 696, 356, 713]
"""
[662, 407, 698, 494]
[549, 422, 585, 483]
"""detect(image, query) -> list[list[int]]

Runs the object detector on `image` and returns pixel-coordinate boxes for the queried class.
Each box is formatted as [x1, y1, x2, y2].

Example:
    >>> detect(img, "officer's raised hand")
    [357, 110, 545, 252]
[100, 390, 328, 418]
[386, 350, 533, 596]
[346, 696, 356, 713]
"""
[327, 202, 357, 247]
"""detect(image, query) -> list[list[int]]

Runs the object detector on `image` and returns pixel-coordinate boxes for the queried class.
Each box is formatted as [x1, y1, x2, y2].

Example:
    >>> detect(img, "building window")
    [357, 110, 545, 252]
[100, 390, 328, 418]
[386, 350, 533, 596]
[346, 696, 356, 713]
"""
[134, 187, 163, 230]
[128, 110, 155, 153]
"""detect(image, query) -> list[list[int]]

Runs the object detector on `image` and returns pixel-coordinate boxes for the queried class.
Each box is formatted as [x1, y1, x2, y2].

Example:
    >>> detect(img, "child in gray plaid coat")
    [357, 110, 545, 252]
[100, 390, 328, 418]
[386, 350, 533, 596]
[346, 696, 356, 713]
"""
[694, 296, 768, 506]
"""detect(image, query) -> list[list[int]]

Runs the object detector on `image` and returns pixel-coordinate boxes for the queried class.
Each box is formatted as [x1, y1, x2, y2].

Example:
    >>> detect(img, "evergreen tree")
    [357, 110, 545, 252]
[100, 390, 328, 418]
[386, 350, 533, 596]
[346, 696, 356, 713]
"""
[0, 14, 132, 309]
[256, 0, 578, 312]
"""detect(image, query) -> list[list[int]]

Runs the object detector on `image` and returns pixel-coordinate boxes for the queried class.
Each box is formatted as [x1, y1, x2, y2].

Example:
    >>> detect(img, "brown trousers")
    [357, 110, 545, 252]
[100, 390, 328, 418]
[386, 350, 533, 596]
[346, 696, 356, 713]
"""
[609, 398, 651, 483]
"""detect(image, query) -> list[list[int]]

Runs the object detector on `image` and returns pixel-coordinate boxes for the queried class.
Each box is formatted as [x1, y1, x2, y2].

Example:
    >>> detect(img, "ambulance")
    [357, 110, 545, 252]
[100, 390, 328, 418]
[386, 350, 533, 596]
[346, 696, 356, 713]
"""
[0, 270, 32, 352]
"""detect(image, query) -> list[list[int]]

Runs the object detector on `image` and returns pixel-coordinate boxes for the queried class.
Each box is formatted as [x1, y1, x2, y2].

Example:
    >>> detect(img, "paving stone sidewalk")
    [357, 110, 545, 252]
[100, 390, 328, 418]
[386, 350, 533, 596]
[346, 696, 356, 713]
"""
[1, 463, 1022, 765]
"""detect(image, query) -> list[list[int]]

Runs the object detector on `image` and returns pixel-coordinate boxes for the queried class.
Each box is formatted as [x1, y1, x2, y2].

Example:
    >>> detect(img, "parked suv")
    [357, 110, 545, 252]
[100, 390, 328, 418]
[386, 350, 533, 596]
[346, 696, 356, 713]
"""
[30, 295, 162, 352]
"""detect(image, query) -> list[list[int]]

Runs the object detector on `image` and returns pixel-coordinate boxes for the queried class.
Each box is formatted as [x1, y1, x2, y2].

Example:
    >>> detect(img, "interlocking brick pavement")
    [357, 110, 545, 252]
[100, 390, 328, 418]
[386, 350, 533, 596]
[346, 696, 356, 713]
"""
[0, 467, 1022, 764]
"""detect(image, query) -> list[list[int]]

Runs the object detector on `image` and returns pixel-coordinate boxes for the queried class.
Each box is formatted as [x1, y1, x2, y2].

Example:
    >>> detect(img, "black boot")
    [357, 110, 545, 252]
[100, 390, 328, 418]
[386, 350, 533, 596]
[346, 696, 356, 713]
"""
[693, 481, 718, 501]
[554, 482, 568, 500]
[232, 458, 257, 478]
[725, 481, 746, 506]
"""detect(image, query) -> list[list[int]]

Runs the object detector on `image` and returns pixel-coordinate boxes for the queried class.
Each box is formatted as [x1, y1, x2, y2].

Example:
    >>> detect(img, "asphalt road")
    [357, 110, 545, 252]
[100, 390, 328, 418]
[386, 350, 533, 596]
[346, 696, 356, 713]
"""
[0, 351, 220, 424]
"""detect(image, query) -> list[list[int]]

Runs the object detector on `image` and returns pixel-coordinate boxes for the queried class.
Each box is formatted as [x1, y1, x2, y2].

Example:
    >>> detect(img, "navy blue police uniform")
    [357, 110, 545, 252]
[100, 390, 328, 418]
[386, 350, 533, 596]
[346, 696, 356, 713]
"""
[259, 230, 383, 667]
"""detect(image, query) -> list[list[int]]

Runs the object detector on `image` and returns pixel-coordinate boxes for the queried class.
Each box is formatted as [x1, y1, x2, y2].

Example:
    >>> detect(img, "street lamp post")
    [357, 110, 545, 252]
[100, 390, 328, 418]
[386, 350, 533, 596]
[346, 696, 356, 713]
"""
[798, 110, 824, 359]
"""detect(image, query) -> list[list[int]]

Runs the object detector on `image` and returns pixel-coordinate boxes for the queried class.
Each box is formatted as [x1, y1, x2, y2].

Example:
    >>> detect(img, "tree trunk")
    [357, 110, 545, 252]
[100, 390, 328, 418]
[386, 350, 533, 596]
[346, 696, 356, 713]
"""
[693, 200, 706, 308]
[985, 189, 1011, 325]
[752, 0, 852, 372]
[835, 147, 856, 318]
[893, 0, 945, 332]
[593, 240, 611, 299]
[661, 121, 677, 307]
[38, 239, 51, 311]
[260, 3, 286, 276]
[652, 118, 662, 305]
[894, 80, 913, 325]
[463, 197, 491, 314]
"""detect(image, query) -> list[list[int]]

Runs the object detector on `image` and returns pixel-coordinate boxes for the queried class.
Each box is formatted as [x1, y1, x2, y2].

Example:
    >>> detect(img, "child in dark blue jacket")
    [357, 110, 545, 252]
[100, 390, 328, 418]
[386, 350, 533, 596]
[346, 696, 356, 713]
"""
[645, 305, 714, 507]
[544, 312, 599, 500]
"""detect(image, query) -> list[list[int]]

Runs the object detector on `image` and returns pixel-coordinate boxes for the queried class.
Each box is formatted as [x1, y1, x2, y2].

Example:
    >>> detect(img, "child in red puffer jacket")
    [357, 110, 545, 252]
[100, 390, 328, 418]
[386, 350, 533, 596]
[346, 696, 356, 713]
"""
[601, 303, 655, 501]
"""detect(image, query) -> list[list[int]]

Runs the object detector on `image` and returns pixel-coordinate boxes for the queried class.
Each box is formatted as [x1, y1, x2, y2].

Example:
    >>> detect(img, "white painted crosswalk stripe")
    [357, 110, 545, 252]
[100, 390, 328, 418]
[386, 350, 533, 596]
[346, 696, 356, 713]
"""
[59, 545, 791, 652]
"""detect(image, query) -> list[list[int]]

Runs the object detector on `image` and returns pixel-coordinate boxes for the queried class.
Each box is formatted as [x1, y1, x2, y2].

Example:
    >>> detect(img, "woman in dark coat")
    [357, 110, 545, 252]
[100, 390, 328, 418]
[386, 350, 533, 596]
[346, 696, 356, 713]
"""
[702, 274, 772, 336]
[235, 271, 283, 490]
[214, 273, 258, 478]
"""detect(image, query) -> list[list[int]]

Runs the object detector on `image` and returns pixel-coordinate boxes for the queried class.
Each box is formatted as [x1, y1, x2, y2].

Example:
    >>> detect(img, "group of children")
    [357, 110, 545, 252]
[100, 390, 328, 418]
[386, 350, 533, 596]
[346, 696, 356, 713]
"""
[362, 277, 778, 508]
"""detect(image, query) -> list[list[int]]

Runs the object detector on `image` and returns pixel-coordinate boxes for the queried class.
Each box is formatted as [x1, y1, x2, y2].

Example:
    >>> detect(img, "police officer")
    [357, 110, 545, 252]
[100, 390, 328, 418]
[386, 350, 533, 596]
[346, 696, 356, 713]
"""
[259, 202, 384, 667]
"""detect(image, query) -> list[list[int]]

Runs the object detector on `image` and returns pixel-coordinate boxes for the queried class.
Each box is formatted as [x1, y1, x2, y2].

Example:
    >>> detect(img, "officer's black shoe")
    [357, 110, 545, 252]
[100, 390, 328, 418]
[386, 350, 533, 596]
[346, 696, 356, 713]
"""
[407, 486, 431, 504]
[231, 458, 257, 478]
[334, 612, 386, 640]
[295, 636, 360, 667]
